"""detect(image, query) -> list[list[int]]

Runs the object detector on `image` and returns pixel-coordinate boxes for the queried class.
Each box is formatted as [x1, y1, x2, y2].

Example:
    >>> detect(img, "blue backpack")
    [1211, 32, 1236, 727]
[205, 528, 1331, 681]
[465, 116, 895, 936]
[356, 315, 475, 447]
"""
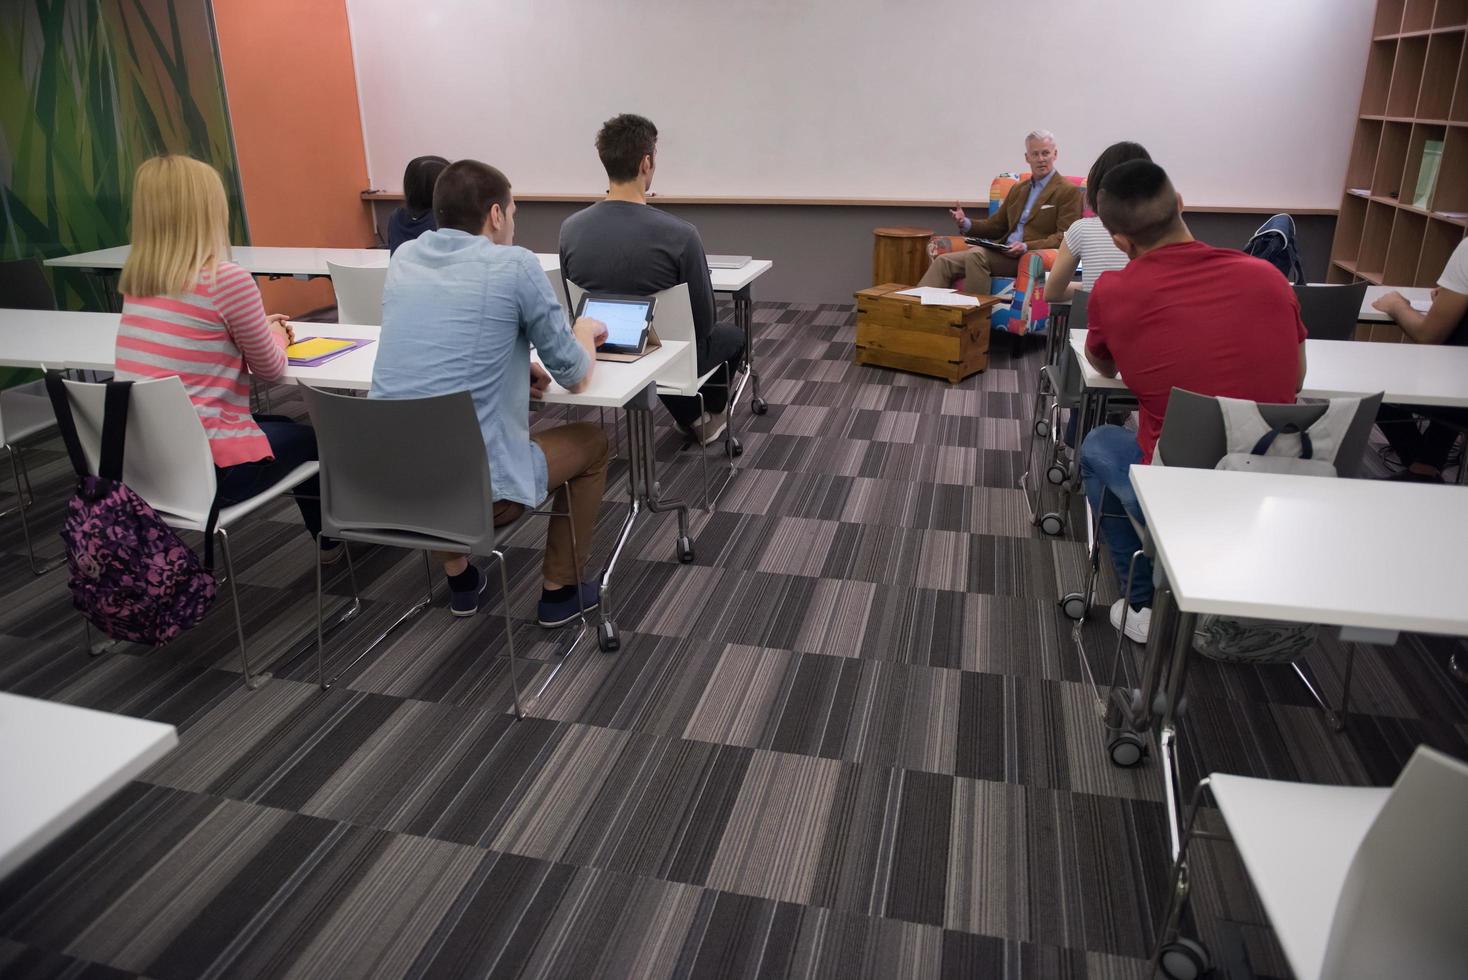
[1244, 213, 1305, 284]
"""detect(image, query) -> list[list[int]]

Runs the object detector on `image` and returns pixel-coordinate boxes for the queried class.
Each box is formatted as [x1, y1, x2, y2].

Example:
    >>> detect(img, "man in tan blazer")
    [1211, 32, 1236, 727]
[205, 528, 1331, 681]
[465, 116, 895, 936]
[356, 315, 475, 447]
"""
[919, 129, 1084, 294]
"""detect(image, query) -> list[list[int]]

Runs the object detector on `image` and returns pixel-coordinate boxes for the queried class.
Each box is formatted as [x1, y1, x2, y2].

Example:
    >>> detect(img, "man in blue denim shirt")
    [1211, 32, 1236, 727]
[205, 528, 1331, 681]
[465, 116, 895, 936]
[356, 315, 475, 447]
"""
[373, 159, 611, 627]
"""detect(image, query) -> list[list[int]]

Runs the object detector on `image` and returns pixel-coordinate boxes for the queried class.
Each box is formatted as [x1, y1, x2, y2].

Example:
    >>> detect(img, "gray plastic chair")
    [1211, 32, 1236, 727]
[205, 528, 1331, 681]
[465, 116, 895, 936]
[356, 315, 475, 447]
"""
[0, 259, 57, 310]
[303, 387, 585, 717]
[1158, 387, 1382, 477]
[1293, 282, 1368, 341]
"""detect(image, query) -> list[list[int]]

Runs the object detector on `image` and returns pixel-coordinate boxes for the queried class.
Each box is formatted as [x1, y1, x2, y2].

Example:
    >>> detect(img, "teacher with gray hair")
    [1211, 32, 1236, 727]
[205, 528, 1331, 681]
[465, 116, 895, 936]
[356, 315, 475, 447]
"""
[919, 129, 1084, 295]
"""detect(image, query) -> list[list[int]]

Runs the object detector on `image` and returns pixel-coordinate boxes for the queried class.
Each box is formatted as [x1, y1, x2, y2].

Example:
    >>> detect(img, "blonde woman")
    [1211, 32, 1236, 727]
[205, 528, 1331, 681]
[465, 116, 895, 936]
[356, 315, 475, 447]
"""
[115, 155, 339, 560]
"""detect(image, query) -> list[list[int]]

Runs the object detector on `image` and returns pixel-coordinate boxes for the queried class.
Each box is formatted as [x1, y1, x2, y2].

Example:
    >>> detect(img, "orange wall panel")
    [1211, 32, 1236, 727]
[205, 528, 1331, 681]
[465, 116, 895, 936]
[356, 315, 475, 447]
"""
[212, 0, 375, 314]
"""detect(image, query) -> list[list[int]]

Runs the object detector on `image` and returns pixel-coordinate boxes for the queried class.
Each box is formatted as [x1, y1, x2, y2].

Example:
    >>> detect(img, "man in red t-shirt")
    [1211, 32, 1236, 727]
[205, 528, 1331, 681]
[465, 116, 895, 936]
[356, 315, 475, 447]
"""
[1081, 160, 1307, 643]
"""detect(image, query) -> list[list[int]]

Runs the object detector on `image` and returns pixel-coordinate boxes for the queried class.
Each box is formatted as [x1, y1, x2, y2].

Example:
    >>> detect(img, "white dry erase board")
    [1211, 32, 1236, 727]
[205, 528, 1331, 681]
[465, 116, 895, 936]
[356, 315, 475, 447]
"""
[345, 0, 1374, 210]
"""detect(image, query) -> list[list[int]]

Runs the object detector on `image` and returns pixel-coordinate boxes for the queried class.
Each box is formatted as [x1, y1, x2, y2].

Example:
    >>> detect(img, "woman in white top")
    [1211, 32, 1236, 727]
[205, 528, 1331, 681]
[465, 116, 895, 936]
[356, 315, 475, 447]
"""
[1044, 141, 1152, 303]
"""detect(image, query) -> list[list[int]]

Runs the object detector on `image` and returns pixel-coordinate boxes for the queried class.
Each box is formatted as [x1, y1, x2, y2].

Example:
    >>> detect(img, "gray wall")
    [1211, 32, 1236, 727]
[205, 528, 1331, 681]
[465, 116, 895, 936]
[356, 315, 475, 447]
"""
[370, 201, 1334, 306]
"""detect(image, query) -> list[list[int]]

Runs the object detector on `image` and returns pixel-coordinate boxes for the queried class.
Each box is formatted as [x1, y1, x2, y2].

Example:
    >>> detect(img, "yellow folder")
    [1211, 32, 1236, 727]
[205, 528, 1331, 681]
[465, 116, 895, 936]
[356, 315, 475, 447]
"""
[286, 337, 354, 360]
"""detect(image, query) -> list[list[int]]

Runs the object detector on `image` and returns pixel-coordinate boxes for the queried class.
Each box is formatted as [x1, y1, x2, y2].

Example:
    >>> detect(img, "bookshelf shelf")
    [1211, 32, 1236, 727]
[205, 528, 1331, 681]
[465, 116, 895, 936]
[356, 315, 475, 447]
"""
[1332, 0, 1467, 312]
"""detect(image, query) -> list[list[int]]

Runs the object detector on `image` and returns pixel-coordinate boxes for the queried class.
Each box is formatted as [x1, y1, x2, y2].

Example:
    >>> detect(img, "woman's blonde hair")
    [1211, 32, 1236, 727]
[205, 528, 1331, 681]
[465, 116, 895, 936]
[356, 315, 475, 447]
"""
[118, 155, 232, 297]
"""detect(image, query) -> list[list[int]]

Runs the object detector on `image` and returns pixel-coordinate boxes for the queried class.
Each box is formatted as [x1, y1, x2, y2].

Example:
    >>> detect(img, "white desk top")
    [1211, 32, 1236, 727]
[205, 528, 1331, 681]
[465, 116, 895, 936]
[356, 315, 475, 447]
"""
[43, 246, 768, 291]
[44, 245, 560, 279]
[1358, 284, 1435, 323]
[1130, 467, 1468, 635]
[0, 309, 690, 409]
[1068, 329, 1468, 409]
[0, 692, 177, 879]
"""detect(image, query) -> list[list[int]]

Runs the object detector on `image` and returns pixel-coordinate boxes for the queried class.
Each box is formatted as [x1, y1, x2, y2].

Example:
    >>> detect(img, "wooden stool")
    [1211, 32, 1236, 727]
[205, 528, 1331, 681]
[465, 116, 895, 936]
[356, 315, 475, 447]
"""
[872, 227, 933, 288]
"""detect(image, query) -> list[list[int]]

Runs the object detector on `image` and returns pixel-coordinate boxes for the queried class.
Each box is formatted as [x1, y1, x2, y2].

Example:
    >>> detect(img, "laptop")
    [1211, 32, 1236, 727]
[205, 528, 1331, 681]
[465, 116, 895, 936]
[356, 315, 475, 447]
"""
[706, 255, 751, 270]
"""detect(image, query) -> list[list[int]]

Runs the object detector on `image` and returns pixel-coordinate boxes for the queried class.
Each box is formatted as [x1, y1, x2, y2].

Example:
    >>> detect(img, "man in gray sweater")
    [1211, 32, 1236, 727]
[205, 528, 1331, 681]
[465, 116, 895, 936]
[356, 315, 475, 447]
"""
[559, 114, 745, 442]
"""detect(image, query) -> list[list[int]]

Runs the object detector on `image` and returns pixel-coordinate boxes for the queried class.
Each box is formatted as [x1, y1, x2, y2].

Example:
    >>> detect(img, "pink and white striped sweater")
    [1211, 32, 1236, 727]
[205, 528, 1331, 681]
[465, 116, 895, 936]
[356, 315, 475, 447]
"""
[116, 261, 287, 467]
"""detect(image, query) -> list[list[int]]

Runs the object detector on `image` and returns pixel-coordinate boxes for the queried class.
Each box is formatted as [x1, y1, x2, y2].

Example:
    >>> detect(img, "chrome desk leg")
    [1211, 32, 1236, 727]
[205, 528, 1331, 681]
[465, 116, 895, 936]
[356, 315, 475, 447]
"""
[735, 286, 766, 415]
[597, 384, 693, 652]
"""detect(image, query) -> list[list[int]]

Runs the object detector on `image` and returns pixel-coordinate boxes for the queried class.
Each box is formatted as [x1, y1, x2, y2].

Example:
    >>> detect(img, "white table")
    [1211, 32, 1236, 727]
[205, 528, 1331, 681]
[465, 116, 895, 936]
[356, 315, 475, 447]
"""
[1068, 328, 1468, 410]
[0, 310, 694, 651]
[44, 245, 559, 279]
[48, 246, 775, 415]
[1126, 467, 1468, 866]
[1358, 284, 1435, 323]
[0, 692, 176, 879]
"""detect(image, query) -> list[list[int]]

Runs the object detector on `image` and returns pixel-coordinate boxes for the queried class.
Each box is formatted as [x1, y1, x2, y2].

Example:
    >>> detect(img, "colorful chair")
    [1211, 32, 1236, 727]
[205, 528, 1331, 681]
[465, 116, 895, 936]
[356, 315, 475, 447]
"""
[928, 172, 1088, 335]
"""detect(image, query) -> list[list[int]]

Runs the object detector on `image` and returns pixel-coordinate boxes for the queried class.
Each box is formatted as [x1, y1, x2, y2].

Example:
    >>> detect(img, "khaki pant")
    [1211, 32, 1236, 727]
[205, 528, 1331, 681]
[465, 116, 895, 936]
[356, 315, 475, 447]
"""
[917, 247, 1019, 295]
[440, 422, 609, 587]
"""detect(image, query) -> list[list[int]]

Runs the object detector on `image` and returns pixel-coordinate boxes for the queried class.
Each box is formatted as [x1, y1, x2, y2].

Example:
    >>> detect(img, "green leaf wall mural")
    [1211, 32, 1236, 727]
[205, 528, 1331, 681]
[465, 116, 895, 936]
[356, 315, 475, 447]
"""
[0, 0, 246, 334]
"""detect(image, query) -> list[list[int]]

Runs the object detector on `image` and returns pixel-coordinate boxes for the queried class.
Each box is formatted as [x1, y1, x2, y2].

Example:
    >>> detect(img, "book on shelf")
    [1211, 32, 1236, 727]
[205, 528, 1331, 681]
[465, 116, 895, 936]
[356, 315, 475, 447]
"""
[1412, 140, 1443, 210]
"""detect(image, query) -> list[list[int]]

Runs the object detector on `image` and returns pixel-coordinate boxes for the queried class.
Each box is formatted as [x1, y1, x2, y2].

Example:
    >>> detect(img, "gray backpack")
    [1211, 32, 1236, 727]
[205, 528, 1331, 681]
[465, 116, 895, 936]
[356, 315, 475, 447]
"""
[1193, 396, 1361, 664]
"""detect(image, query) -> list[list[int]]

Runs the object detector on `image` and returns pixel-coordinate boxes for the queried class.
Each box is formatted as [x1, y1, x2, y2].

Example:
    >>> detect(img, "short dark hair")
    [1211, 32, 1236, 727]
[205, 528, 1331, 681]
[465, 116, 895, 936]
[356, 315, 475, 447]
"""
[433, 160, 511, 235]
[596, 113, 658, 183]
[1097, 160, 1183, 248]
[1085, 141, 1151, 212]
[402, 155, 448, 214]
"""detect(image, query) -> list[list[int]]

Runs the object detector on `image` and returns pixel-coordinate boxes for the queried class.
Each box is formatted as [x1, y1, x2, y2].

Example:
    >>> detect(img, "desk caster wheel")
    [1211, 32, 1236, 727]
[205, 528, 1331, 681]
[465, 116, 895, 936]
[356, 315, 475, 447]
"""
[1158, 938, 1210, 980]
[1034, 418, 1051, 439]
[677, 535, 695, 563]
[1045, 463, 1067, 485]
[726, 437, 742, 458]
[597, 621, 620, 652]
[1039, 513, 1065, 536]
[1107, 731, 1147, 768]
[1060, 592, 1087, 621]
[751, 397, 768, 416]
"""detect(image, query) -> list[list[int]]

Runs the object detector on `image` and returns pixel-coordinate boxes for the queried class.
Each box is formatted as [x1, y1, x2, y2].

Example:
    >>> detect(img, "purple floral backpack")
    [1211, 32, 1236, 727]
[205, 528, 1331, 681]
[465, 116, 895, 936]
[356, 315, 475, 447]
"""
[45, 373, 218, 645]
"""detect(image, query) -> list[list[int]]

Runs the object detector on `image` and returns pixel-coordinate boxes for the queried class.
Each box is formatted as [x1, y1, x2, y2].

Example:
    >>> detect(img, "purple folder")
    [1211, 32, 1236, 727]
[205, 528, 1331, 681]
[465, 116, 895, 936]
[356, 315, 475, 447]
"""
[287, 337, 375, 367]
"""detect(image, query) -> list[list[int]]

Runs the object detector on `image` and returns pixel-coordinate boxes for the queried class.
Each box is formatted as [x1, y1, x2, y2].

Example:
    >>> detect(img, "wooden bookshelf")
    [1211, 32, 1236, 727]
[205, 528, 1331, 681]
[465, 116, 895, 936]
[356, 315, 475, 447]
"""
[1330, 0, 1468, 297]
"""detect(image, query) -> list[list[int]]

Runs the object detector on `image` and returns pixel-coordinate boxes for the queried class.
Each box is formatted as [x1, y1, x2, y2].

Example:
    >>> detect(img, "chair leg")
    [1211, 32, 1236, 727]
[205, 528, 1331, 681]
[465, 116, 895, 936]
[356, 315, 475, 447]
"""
[6, 444, 62, 576]
[492, 549, 523, 720]
[316, 535, 327, 690]
[216, 527, 269, 690]
[696, 391, 710, 512]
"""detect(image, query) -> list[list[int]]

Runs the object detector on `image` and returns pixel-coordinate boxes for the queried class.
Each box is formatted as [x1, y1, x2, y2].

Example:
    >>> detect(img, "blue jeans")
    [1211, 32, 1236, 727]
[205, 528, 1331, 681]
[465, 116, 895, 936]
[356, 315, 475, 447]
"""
[1080, 425, 1152, 608]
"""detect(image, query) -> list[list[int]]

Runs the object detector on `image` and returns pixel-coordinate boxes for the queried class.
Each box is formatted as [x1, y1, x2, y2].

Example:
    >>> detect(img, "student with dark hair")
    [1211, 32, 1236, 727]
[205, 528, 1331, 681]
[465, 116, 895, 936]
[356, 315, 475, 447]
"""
[1080, 160, 1307, 643]
[1043, 141, 1152, 302]
[386, 155, 449, 253]
[558, 113, 746, 443]
[372, 159, 613, 628]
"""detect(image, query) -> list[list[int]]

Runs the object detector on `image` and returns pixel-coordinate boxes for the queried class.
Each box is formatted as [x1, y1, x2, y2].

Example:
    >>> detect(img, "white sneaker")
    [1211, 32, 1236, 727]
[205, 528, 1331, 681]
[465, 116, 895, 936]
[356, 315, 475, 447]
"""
[1109, 598, 1152, 644]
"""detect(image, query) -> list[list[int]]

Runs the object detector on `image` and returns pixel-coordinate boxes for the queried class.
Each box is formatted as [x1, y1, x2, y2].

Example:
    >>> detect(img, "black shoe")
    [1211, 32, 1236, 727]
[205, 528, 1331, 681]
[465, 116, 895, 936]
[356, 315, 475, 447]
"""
[537, 581, 601, 628]
[450, 566, 488, 617]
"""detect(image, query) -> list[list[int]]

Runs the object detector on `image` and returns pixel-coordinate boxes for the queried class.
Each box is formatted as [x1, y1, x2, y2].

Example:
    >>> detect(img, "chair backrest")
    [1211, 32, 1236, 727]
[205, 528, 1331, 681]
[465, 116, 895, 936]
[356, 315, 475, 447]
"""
[327, 262, 388, 325]
[1156, 388, 1383, 477]
[565, 281, 698, 385]
[1293, 282, 1368, 341]
[59, 376, 218, 522]
[989, 173, 1090, 216]
[1320, 745, 1468, 980]
[301, 386, 498, 554]
[0, 258, 57, 310]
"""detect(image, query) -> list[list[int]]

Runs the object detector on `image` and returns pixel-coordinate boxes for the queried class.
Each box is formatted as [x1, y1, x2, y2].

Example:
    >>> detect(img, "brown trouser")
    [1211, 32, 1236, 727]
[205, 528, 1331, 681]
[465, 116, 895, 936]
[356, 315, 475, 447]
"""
[917, 246, 1020, 295]
[440, 422, 610, 586]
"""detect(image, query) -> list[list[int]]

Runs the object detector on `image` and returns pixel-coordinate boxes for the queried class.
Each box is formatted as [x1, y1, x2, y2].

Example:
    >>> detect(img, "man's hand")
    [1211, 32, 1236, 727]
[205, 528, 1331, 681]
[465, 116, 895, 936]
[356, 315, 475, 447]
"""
[1005, 241, 1028, 258]
[573, 316, 608, 349]
[949, 205, 967, 228]
[1371, 291, 1409, 316]
[529, 362, 552, 399]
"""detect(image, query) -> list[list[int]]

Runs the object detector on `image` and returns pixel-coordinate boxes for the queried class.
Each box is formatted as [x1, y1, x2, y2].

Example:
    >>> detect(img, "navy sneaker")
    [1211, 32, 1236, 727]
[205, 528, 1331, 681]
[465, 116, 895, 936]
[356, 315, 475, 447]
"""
[537, 581, 601, 628]
[450, 565, 488, 617]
